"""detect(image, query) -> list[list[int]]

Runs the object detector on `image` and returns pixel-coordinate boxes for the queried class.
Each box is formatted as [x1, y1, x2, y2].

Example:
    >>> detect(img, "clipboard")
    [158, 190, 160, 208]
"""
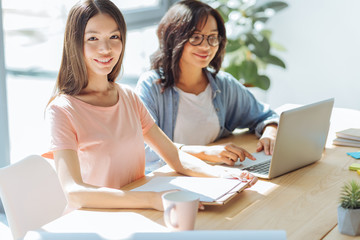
[131, 176, 249, 205]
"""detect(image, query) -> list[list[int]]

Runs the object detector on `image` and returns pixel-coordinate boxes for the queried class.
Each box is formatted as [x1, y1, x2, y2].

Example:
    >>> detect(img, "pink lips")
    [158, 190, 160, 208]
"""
[193, 52, 209, 59]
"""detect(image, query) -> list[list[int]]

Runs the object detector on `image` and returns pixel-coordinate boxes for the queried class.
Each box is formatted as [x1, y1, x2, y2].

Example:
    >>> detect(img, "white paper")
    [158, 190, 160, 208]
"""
[131, 176, 247, 203]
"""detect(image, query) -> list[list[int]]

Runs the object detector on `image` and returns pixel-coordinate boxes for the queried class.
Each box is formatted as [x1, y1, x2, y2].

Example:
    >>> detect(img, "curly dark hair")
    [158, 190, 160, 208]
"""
[151, 0, 226, 90]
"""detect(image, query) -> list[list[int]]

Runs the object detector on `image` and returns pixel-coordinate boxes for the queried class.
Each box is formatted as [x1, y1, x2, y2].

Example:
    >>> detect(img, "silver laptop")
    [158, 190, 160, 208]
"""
[236, 98, 334, 179]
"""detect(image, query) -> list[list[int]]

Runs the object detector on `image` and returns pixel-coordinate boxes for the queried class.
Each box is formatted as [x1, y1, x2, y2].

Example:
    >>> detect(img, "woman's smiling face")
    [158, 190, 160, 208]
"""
[179, 15, 219, 71]
[83, 13, 123, 79]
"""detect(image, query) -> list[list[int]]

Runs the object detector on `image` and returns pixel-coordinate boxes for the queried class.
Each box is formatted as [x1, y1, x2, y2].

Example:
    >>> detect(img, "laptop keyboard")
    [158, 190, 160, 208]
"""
[243, 160, 271, 175]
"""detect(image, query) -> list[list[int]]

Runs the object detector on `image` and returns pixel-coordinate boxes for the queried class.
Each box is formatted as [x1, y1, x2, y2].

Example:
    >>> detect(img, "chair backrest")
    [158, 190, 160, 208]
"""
[0, 155, 67, 240]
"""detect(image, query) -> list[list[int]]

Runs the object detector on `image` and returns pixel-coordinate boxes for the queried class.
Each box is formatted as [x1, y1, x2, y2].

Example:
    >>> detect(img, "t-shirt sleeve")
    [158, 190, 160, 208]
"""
[131, 90, 155, 135]
[45, 103, 78, 152]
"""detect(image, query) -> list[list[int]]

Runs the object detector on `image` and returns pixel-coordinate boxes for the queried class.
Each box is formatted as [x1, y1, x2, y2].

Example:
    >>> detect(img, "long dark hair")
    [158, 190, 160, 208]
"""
[50, 0, 126, 101]
[151, 0, 226, 90]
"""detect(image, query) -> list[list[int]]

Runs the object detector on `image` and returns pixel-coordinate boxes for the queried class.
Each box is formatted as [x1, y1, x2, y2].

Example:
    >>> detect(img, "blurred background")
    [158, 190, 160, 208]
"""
[1, 0, 360, 166]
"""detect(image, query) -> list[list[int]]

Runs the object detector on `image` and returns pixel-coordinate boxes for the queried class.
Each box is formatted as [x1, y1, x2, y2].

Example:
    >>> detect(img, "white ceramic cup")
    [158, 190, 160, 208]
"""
[162, 191, 199, 231]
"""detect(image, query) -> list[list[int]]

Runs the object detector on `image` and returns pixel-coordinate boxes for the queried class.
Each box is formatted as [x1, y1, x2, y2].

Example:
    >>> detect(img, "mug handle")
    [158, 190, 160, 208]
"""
[164, 203, 178, 229]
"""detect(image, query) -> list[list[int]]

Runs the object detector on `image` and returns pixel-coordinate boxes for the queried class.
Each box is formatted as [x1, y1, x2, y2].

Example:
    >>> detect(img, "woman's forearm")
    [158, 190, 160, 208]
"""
[144, 125, 219, 177]
[54, 148, 164, 210]
[66, 185, 162, 210]
[144, 124, 257, 185]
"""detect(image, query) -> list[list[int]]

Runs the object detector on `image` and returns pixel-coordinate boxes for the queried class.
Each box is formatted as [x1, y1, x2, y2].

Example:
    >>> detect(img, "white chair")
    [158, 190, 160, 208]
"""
[0, 155, 67, 240]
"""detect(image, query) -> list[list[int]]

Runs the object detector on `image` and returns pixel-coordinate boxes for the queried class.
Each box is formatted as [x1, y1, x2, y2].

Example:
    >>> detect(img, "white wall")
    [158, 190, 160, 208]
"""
[265, 0, 360, 110]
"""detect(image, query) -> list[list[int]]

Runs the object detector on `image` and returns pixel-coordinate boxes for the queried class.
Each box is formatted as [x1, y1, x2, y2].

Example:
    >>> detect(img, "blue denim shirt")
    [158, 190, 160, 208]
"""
[136, 69, 279, 172]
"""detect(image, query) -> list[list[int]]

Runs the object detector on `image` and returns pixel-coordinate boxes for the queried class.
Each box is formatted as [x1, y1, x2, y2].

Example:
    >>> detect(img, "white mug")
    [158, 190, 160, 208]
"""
[162, 191, 199, 231]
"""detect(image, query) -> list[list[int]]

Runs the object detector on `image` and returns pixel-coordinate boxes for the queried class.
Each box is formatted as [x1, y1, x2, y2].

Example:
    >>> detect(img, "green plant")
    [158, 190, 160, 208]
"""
[205, 0, 288, 90]
[340, 180, 360, 209]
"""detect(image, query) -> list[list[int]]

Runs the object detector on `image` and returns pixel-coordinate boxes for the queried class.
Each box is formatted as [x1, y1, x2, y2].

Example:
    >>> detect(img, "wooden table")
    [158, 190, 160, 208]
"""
[122, 107, 360, 240]
[25, 107, 360, 240]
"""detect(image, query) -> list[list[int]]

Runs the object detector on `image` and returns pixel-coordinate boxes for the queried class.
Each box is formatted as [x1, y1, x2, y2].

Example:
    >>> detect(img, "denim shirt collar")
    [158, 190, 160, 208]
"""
[204, 69, 221, 100]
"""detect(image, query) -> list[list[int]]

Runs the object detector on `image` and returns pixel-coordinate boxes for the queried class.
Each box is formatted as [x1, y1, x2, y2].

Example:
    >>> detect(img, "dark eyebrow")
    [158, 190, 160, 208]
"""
[194, 29, 219, 33]
[85, 29, 120, 34]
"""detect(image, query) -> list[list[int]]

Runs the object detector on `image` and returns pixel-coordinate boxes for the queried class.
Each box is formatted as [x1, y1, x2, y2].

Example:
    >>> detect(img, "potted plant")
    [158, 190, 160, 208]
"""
[205, 0, 288, 90]
[338, 180, 360, 236]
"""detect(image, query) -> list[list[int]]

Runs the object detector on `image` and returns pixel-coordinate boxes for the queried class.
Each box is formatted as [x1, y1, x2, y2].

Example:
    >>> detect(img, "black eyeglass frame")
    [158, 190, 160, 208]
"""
[188, 33, 222, 47]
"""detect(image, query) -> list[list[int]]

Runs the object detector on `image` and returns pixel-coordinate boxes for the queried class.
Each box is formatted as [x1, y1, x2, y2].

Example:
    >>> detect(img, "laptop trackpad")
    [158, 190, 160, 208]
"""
[235, 151, 272, 168]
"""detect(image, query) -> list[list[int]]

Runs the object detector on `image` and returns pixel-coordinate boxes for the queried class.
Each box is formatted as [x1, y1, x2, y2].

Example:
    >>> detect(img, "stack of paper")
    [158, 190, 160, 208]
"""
[333, 128, 360, 148]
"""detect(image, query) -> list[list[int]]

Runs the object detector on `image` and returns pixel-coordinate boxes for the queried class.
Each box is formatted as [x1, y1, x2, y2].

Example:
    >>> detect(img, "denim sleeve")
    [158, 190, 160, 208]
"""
[135, 71, 160, 124]
[220, 73, 279, 138]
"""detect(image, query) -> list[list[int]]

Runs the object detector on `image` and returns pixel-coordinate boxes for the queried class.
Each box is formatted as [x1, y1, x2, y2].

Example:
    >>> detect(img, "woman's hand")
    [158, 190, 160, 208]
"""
[183, 144, 256, 166]
[219, 168, 258, 187]
[239, 170, 258, 187]
[256, 124, 277, 155]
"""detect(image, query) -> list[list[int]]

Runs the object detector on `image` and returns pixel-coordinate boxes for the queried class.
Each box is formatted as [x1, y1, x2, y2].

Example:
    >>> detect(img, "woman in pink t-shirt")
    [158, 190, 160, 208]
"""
[46, 0, 257, 211]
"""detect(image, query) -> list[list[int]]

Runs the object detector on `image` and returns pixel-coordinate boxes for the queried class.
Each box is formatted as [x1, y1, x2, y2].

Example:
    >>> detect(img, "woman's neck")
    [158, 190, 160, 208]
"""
[81, 73, 113, 94]
[76, 75, 118, 107]
[176, 68, 208, 95]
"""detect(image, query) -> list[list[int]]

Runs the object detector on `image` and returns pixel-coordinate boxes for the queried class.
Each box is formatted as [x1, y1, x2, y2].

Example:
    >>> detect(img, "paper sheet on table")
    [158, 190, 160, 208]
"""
[131, 176, 248, 204]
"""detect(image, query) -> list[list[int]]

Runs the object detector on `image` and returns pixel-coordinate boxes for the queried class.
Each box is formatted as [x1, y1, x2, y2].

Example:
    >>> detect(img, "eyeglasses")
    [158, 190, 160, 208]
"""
[188, 33, 221, 47]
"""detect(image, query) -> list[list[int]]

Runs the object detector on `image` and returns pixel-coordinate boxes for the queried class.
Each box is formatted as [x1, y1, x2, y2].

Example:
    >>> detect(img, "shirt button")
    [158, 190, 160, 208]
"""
[215, 108, 219, 112]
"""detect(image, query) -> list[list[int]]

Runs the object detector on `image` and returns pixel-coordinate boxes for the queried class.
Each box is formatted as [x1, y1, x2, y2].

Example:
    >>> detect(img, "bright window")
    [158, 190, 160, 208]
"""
[1, 0, 173, 163]
[2, 0, 169, 79]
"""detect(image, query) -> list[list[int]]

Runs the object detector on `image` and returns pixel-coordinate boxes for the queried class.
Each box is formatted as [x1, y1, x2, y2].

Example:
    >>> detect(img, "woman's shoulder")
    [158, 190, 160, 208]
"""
[138, 70, 161, 84]
[207, 70, 249, 97]
[115, 82, 137, 98]
[213, 70, 238, 82]
[45, 94, 76, 119]
[136, 70, 163, 93]
[47, 94, 72, 109]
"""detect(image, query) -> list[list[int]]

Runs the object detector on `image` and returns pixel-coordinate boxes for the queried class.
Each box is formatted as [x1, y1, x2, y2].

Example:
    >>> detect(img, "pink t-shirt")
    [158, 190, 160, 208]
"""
[46, 84, 155, 189]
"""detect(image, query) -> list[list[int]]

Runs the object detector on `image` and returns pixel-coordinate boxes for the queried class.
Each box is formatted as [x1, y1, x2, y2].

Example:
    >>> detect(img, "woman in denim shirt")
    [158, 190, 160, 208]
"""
[136, 0, 279, 173]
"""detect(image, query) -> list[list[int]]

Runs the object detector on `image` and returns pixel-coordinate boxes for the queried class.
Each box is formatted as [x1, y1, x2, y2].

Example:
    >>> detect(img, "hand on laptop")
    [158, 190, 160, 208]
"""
[256, 124, 278, 155]
[182, 144, 256, 166]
